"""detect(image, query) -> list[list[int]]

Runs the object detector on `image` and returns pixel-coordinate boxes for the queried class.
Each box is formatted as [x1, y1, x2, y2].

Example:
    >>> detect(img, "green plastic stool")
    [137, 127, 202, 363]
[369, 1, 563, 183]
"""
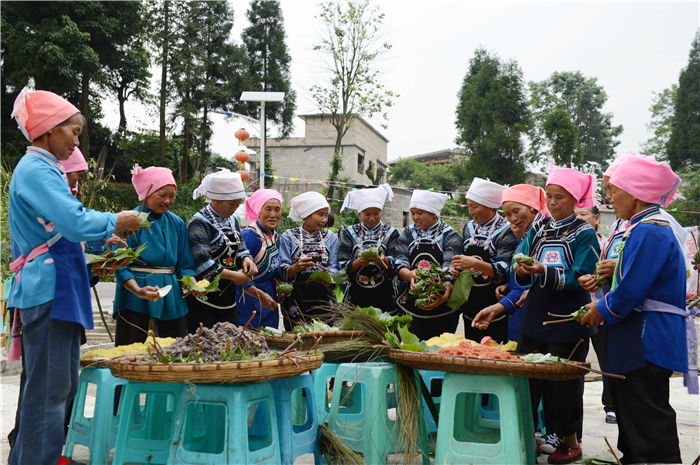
[328, 362, 429, 465]
[167, 382, 280, 464]
[112, 382, 183, 465]
[435, 373, 536, 465]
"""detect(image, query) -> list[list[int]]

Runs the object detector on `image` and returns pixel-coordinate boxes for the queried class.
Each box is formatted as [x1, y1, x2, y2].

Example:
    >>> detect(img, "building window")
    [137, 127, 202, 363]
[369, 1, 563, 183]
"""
[357, 153, 365, 174]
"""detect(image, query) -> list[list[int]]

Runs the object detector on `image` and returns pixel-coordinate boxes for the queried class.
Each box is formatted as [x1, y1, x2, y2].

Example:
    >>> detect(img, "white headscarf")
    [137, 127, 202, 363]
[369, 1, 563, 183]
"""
[289, 191, 330, 221]
[192, 169, 246, 201]
[408, 190, 448, 217]
[466, 177, 507, 209]
[340, 184, 393, 212]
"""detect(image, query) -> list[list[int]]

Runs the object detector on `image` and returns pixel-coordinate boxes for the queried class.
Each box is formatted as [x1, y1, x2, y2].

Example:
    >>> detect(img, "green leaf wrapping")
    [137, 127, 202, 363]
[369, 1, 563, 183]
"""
[358, 247, 381, 259]
[180, 272, 222, 293]
[85, 243, 148, 265]
[293, 319, 337, 333]
[116, 211, 153, 232]
[513, 253, 534, 265]
[570, 305, 588, 321]
[447, 270, 477, 310]
[278, 282, 294, 294]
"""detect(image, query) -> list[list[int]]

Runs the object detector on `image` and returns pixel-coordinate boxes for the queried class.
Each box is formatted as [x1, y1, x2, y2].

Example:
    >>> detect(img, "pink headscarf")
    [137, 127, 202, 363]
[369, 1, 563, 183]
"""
[609, 157, 681, 207]
[546, 166, 597, 208]
[604, 152, 641, 178]
[131, 164, 177, 201]
[501, 184, 547, 214]
[245, 189, 283, 222]
[11, 87, 80, 141]
[60, 147, 89, 174]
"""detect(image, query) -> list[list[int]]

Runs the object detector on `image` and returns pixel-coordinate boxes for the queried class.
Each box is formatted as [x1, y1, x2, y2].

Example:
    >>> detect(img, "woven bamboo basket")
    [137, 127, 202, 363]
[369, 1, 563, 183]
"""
[80, 358, 113, 368]
[294, 330, 366, 347]
[263, 333, 297, 349]
[388, 349, 590, 381]
[108, 352, 324, 384]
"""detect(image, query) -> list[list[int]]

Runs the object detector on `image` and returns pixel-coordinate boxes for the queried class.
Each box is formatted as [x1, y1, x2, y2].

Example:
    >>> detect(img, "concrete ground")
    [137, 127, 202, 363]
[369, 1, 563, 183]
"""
[1, 284, 698, 464]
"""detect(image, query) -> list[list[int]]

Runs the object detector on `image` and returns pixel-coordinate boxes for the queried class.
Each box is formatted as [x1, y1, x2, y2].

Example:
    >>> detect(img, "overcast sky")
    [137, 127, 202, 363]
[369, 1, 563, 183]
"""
[104, 1, 700, 168]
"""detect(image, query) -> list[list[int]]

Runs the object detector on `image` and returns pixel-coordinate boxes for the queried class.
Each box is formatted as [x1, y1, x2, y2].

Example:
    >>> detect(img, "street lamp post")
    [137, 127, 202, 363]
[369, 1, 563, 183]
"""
[239, 91, 285, 189]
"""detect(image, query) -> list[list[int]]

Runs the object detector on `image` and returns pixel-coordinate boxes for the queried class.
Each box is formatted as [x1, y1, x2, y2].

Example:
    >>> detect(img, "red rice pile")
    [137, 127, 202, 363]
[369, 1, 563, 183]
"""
[438, 341, 521, 360]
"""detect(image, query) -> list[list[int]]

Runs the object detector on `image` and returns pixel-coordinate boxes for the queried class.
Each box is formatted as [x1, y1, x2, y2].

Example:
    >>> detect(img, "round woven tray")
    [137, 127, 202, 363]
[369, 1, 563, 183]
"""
[80, 359, 112, 368]
[263, 333, 297, 348]
[294, 330, 366, 347]
[388, 349, 590, 381]
[108, 352, 324, 384]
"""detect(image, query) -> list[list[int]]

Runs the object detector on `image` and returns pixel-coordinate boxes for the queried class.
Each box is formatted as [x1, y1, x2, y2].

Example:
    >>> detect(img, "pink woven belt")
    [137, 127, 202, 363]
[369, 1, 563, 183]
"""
[9, 242, 50, 280]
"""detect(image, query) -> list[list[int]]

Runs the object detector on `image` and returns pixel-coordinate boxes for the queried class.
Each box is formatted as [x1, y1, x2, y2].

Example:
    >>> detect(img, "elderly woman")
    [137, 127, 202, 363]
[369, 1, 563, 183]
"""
[472, 184, 547, 343]
[452, 177, 518, 342]
[7, 88, 141, 465]
[186, 169, 257, 333]
[114, 165, 203, 345]
[339, 185, 399, 313]
[395, 190, 463, 340]
[235, 188, 284, 329]
[579, 157, 689, 464]
[280, 191, 340, 331]
[514, 167, 600, 463]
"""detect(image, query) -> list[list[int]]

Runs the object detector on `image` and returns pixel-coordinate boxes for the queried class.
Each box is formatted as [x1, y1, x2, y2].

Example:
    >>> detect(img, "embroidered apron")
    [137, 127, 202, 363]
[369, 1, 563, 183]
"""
[346, 226, 396, 313]
[237, 223, 281, 329]
[395, 236, 454, 319]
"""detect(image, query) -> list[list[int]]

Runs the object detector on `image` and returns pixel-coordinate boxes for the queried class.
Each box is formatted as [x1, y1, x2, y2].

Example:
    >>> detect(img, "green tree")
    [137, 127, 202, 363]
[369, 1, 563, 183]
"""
[150, 0, 174, 162]
[667, 30, 700, 170]
[528, 71, 623, 175]
[310, 0, 396, 199]
[666, 163, 700, 227]
[242, 0, 297, 138]
[455, 48, 529, 185]
[388, 158, 459, 192]
[640, 85, 678, 160]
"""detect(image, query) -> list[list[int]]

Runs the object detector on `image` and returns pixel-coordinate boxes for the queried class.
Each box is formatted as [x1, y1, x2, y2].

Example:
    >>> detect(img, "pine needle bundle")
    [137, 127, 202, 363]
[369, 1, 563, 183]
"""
[395, 365, 429, 465]
[319, 423, 364, 465]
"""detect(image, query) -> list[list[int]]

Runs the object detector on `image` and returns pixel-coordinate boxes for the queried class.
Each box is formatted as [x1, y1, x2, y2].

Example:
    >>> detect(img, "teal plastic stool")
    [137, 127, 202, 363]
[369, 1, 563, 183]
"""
[64, 367, 129, 465]
[112, 382, 183, 465]
[168, 382, 281, 464]
[311, 362, 340, 422]
[435, 373, 536, 465]
[418, 370, 444, 434]
[328, 362, 428, 465]
[270, 374, 322, 465]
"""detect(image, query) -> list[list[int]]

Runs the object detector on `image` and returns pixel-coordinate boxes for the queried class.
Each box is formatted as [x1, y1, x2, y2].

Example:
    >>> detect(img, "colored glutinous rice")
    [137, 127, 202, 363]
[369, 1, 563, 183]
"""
[437, 341, 522, 360]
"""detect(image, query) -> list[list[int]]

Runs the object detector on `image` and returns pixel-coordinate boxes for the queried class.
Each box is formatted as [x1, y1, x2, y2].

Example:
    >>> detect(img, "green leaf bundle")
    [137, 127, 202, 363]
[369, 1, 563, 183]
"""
[293, 319, 338, 333]
[180, 272, 222, 293]
[278, 282, 294, 294]
[513, 253, 534, 265]
[116, 211, 153, 232]
[85, 243, 148, 266]
[409, 262, 447, 309]
[447, 270, 478, 310]
[358, 247, 380, 259]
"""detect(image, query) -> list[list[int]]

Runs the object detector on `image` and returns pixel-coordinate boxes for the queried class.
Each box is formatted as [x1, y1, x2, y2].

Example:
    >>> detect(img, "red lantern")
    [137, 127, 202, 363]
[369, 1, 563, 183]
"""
[234, 150, 250, 163]
[234, 128, 250, 142]
[238, 169, 250, 181]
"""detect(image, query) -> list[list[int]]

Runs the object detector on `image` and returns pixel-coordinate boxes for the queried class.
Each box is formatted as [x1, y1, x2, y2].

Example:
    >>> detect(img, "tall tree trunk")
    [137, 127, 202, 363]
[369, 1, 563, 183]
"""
[159, 0, 170, 163]
[118, 86, 127, 131]
[201, 105, 208, 175]
[183, 122, 189, 183]
[80, 70, 90, 157]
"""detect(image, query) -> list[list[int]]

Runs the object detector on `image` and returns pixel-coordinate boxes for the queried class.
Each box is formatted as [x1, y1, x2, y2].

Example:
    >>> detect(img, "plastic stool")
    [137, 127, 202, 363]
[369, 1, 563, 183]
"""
[435, 373, 536, 465]
[270, 374, 322, 465]
[311, 362, 340, 422]
[64, 367, 129, 465]
[328, 362, 430, 465]
[112, 382, 183, 465]
[418, 370, 444, 434]
[168, 382, 281, 464]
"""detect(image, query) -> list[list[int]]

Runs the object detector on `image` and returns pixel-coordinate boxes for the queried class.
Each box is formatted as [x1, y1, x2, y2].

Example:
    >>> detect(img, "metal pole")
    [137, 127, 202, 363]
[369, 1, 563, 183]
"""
[260, 101, 266, 189]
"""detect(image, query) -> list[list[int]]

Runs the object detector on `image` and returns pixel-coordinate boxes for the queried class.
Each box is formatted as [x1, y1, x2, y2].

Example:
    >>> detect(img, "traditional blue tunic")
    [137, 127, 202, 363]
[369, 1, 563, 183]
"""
[597, 206, 687, 374]
[114, 206, 196, 321]
[235, 221, 282, 329]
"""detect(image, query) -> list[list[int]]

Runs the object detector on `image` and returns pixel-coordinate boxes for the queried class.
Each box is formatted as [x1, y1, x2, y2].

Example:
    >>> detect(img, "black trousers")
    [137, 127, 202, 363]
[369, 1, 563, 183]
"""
[591, 328, 614, 413]
[114, 309, 189, 346]
[518, 334, 589, 438]
[609, 362, 681, 464]
[409, 311, 461, 341]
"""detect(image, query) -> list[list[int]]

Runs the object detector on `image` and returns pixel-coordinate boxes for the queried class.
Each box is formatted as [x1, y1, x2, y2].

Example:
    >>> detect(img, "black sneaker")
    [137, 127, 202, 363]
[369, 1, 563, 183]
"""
[605, 412, 617, 423]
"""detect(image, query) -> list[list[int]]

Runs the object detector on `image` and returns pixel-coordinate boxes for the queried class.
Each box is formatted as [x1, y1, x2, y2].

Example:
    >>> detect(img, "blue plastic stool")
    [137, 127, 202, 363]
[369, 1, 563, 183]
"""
[168, 381, 281, 464]
[270, 374, 322, 465]
[418, 370, 444, 434]
[329, 362, 419, 465]
[112, 382, 183, 465]
[311, 362, 340, 422]
[64, 367, 129, 465]
[435, 373, 536, 465]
